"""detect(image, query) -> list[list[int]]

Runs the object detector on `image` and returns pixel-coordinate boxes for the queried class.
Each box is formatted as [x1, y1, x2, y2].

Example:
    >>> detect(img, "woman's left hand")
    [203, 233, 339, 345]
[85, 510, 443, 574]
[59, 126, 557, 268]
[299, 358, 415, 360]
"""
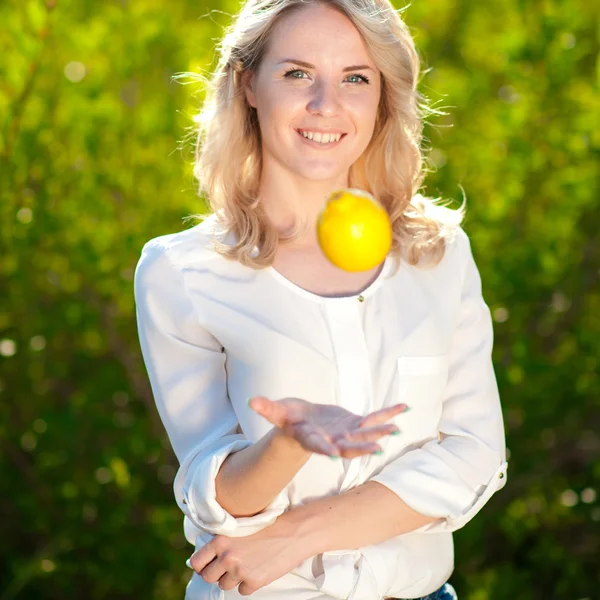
[189, 517, 312, 596]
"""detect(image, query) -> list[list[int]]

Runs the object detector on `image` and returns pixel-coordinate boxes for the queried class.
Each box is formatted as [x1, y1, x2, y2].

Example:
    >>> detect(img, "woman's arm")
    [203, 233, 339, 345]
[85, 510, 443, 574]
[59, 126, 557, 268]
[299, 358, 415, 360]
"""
[276, 480, 440, 555]
[217, 398, 406, 518]
[366, 228, 508, 534]
[135, 238, 299, 537]
[215, 427, 311, 518]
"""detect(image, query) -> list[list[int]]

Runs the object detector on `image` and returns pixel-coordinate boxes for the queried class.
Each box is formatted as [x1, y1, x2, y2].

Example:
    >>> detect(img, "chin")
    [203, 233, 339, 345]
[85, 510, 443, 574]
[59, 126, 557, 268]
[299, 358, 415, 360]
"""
[296, 170, 347, 183]
[291, 160, 349, 178]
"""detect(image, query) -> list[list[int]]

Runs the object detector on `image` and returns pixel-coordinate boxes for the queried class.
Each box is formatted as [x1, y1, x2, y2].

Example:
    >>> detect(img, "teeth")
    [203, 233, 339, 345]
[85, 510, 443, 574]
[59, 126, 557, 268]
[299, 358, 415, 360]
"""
[300, 130, 342, 143]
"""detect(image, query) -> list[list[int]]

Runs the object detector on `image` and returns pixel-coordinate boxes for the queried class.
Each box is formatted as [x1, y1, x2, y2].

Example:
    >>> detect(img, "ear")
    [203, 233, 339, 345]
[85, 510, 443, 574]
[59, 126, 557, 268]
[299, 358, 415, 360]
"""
[242, 70, 257, 108]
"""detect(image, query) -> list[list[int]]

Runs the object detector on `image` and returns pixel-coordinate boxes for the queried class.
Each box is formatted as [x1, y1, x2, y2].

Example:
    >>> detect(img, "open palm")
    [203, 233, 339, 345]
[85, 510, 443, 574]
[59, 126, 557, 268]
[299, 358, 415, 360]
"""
[248, 395, 409, 458]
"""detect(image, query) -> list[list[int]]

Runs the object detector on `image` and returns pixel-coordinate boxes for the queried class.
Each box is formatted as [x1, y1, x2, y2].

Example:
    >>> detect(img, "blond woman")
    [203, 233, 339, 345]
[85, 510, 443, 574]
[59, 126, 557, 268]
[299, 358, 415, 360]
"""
[134, 1, 509, 598]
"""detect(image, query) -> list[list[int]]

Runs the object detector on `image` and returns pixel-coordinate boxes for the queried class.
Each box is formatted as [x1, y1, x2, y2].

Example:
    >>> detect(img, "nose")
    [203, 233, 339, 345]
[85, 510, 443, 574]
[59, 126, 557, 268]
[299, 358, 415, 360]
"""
[307, 79, 341, 117]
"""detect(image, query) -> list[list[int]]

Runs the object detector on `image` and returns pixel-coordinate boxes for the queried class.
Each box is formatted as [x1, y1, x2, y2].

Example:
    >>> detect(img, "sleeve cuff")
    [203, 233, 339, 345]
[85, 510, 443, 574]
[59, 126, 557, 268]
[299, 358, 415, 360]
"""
[370, 442, 508, 534]
[176, 437, 291, 537]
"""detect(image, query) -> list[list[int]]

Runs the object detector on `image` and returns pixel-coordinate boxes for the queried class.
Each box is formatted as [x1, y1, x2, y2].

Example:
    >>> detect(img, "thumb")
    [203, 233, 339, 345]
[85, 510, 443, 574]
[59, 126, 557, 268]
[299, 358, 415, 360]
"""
[248, 396, 287, 428]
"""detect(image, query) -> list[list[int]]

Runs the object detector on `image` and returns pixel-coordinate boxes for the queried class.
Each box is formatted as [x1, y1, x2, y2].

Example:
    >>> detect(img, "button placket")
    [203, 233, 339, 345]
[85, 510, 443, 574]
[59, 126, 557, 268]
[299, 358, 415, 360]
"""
[323, 299, 373, 492]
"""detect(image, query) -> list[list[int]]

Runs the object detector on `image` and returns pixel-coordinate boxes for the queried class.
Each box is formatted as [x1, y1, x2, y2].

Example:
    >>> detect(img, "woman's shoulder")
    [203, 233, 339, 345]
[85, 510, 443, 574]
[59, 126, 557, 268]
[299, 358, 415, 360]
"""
[137, 212, 228, 275]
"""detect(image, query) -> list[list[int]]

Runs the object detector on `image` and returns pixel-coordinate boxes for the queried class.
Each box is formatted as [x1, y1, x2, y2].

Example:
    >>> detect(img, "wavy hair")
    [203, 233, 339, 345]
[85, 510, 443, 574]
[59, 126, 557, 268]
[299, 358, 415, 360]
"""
[178, 0, 466, 271]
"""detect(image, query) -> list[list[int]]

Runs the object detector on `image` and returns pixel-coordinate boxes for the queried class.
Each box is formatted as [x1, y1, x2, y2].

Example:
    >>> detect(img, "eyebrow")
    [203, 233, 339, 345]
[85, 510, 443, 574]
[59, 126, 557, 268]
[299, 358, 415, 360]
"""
[277, 58, 374, 72]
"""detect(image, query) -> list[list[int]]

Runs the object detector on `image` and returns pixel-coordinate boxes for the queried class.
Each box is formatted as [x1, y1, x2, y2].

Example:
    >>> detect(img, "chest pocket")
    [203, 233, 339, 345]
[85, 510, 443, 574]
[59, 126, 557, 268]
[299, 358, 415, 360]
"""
[394, 355, 449, 440]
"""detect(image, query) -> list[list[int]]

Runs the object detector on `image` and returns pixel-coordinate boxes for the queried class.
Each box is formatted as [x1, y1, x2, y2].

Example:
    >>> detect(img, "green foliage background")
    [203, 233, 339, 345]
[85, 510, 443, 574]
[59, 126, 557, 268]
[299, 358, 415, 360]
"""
[1, 0, 598, 598]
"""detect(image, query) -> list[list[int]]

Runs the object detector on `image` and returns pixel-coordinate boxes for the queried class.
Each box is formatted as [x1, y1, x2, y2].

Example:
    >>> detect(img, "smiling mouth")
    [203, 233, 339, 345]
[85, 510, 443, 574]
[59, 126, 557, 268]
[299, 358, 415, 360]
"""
[295, 129, 347, 144]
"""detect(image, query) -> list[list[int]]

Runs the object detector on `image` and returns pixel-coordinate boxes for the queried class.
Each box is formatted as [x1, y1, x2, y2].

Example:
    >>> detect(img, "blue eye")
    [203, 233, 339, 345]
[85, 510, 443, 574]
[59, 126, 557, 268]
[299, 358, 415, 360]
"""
[283, 69, 370, 84]
[347, 73, 370, 84]
[283, 69, 306, 79]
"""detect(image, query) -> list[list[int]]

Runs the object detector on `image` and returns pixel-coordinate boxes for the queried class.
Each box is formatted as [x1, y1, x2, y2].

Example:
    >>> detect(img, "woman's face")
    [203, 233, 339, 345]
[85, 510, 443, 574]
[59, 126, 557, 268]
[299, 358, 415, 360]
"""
[244, 3, 382, 183]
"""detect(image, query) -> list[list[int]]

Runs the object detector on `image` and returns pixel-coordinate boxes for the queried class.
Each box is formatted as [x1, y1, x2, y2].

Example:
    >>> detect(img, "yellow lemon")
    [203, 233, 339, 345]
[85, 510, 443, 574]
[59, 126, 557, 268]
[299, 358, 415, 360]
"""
[316, 188, 392, 272]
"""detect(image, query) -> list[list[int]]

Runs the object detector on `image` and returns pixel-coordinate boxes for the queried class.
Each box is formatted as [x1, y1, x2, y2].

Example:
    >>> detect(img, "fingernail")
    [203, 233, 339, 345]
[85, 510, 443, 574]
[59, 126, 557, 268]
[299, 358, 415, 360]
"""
[403, 406, 411, 412]
[330, 454, 340, 460]
[391, 429, 401, 436]
[372, 450, 384, 456]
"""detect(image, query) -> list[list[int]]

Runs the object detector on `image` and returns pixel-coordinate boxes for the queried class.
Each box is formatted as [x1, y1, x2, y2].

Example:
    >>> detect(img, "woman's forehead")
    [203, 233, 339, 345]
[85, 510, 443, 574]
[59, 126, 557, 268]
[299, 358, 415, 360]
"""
[264, 5, 374, 67]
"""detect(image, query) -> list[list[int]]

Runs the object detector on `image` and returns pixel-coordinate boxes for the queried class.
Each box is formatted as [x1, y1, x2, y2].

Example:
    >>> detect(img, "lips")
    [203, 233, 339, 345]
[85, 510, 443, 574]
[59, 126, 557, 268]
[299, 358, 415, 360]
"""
[296, 128, 347, 135]
[295, 129, 347, 145]
[296, 128, 347, 137]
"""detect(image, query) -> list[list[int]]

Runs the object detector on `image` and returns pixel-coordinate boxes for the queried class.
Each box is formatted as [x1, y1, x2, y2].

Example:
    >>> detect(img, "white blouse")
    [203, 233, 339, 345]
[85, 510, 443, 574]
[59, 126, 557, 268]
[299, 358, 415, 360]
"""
[133, 210, 508, 600]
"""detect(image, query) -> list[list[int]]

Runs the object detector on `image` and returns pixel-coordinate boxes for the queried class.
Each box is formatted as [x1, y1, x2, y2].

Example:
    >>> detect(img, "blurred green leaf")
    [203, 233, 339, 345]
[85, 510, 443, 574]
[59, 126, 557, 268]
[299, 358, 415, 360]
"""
[0, 0, 598, 598]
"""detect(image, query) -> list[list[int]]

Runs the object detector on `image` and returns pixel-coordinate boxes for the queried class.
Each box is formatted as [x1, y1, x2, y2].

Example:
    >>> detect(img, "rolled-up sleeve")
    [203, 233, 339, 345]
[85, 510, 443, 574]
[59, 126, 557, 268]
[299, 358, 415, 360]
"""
[133, 238, 290, 538]
[370, 228, 508, 533]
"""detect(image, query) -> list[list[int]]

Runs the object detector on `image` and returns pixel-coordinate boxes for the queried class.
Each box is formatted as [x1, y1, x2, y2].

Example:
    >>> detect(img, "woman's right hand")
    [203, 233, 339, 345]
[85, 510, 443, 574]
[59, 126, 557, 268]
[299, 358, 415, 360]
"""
[248, 396, 409, 459]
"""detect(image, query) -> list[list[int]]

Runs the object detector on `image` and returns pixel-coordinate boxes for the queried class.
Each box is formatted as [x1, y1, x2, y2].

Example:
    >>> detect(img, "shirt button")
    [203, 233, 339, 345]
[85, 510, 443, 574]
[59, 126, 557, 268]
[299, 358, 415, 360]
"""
[357, 295, 365, 302]
[499, 473, 504, 479]
[182, 498, 187, 504]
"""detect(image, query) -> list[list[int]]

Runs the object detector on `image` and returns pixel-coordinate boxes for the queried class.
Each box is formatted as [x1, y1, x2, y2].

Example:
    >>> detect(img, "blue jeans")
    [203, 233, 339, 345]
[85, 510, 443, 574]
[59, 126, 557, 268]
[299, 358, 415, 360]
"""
[394, 581, 458, 600]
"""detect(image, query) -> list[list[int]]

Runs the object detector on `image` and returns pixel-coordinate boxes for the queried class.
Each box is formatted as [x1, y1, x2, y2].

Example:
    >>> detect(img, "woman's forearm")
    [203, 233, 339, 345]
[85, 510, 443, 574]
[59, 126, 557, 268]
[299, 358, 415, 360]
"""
[215, 427, 312, 517]
[280, 480, 442, 555]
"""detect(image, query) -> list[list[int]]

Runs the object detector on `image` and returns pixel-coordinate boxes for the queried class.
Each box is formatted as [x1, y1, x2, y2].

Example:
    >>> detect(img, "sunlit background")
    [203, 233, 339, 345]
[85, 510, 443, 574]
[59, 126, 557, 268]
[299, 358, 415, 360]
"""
[0, 0, 598, 598]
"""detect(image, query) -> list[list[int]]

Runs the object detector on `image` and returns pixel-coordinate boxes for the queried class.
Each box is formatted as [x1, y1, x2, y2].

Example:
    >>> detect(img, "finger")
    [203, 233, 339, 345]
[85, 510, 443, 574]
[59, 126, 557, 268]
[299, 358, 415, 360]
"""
[217, 572, 244, 592]
[336, 437, 381, 458]
[359, 403, 409, 428]
[342, 424, 400, 443]
[198, 556, 227, 584]
[248, 396, 288, 428]
[190, 546, 217, 575]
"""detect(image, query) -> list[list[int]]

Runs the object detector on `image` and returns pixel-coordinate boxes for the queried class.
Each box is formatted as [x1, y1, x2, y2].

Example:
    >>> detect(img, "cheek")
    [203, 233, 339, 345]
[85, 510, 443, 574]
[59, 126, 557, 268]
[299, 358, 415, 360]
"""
[259, 88, 299, 121]
[349, 95, 380, 128]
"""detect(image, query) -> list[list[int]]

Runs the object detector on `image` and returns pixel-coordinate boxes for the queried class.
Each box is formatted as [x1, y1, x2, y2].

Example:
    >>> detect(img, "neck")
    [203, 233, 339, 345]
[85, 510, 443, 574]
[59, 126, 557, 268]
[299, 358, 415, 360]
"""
[257, 163, 350, 249]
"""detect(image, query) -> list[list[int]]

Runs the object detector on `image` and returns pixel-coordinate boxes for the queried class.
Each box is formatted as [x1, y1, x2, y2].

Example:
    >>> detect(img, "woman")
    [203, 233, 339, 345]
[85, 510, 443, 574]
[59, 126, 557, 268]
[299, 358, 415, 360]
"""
[134, 0, 509, 598]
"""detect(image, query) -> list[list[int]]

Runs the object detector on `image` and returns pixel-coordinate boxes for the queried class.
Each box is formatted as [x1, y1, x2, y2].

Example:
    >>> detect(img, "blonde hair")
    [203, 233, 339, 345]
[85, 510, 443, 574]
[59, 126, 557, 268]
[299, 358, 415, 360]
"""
[179, 0, 466, 271]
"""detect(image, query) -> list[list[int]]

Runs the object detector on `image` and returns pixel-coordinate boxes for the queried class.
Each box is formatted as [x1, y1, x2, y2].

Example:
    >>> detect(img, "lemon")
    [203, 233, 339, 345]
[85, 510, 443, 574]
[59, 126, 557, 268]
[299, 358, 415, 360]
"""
[316, 188, 392, 272]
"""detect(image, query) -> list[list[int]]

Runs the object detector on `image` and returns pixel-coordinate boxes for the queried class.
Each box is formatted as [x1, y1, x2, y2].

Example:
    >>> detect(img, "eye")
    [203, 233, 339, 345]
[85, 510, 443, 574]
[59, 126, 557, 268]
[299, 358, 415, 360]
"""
[347, 73, 370, 84]
[283, 69, 308, 79]
[283, 69, 370, 84]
